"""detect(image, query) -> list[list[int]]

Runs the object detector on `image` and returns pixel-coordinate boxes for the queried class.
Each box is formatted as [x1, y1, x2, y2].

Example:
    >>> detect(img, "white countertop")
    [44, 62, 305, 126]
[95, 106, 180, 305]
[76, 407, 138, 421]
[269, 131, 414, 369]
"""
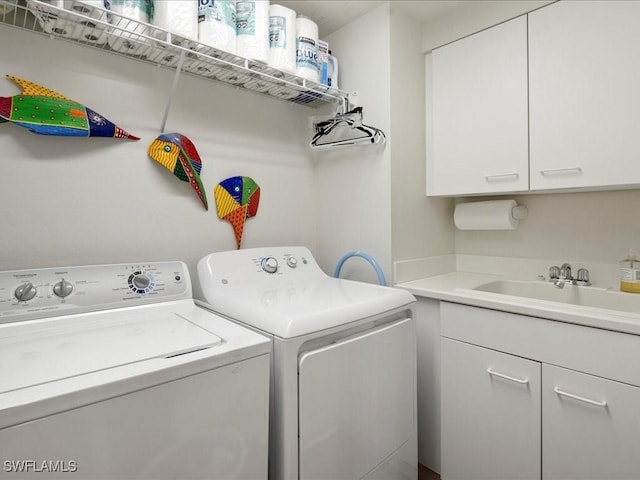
[397, 271, 640, 337]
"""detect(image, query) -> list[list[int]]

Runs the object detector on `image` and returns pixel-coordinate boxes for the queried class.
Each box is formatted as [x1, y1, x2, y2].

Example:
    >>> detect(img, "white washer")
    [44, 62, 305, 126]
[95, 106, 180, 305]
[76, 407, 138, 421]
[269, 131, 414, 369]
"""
[195, 246, 418, 480]
[0, 261, 270, 480]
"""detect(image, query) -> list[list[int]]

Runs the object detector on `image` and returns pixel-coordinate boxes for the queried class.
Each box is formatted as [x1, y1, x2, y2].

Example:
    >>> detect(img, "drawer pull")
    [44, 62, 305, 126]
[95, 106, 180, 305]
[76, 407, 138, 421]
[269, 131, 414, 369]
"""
[487, 368, 529, 384]
[554, 387, 607, 407]
[540, 167, 582, 176]
[484, 173, 519, 182]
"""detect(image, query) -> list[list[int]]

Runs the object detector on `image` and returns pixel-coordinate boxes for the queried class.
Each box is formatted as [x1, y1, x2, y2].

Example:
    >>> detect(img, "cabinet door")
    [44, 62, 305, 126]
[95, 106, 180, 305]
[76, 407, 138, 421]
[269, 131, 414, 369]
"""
[429, 16, 529, 196]
[529, 1, 640, 191]
[441, 338, 541, 480]
[543, 364, 640, 479]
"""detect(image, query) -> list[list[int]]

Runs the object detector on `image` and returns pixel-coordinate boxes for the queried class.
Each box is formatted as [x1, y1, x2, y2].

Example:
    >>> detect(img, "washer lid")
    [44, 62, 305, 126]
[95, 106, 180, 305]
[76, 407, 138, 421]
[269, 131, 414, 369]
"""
[0, 307, 222, 394]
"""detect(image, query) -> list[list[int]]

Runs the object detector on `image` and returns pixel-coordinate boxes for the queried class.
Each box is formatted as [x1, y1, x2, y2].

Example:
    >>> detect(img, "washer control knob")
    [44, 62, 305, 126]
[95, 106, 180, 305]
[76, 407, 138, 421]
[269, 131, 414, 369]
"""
[132, 274, 151, 289]
[286, 257, 298, 268]
[15, 282, 37, 302]
[261, 256, 279, 274]
[53, 279, 74, 298]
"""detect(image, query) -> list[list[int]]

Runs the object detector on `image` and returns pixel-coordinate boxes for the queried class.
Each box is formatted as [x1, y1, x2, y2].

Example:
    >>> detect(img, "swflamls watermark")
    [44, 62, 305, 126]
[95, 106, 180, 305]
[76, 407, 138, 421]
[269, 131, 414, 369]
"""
[3, 460, 78, 473]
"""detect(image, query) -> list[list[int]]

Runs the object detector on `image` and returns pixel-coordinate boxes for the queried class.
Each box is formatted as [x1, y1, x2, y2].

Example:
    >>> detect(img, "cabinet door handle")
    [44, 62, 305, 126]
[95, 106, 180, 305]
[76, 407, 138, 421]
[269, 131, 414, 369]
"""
[539, 167, 582, 176]
[554, 387, 607, 407]
[484, 173, 519, 182]
[487, 368, 529, 384]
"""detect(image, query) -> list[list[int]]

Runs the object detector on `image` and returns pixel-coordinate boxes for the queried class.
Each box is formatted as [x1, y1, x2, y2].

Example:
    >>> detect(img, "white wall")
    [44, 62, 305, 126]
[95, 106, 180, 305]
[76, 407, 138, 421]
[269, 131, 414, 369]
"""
[0, 26, 316, 276]
[455, 190, 640, 265]
[390, 4, 454, 266]
[314, 4, 393, 284]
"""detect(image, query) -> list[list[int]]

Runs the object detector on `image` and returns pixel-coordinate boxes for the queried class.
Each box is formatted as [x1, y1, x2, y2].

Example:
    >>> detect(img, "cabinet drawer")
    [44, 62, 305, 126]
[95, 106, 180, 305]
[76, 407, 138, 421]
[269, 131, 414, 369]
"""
[440, 302, 640, 387]
[543, 364, 640, 479]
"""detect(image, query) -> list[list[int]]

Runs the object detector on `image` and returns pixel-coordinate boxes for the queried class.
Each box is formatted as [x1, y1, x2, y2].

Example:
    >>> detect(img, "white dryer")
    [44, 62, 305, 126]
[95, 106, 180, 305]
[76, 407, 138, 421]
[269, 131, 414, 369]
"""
[0, 261, 270, 480]
[196, 246, 418, 480]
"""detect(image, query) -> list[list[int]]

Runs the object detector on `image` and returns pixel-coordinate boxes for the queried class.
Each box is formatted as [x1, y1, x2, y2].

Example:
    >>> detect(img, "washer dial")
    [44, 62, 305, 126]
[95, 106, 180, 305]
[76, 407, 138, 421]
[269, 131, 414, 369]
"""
[15, 282, 37, 302]
[128, 271, 155, 294]
[53, 279, 74, 298]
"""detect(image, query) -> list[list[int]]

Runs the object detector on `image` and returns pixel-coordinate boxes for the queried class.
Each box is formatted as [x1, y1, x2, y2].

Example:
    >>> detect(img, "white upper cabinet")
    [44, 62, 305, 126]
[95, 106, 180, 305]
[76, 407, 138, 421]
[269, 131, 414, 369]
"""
[528, 1, 640, 191]
[428, 16, 529, 196]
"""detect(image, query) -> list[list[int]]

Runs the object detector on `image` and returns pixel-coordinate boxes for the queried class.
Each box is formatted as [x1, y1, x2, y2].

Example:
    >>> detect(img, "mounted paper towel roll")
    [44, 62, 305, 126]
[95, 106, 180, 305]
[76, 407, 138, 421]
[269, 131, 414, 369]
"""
[236, 0, 269, 63]
[152, 0, 198, 46]
[454, 200, 528, 230]
[295, 15, 319, 82]
[198, 0, 236, 54]
[107, 0, 153, 56]
[268, 4, 296, 73]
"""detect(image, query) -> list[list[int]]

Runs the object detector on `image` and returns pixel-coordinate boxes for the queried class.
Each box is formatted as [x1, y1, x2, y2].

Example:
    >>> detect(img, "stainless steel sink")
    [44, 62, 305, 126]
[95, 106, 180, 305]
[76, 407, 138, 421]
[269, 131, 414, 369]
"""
[472, 280, 640, 314]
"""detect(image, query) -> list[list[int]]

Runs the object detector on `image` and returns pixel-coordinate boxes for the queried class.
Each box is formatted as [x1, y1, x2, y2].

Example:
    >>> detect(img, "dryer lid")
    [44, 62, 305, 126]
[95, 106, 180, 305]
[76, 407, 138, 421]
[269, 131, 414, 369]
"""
[205, 277, 414, 338]
[0, 305, 222, 394]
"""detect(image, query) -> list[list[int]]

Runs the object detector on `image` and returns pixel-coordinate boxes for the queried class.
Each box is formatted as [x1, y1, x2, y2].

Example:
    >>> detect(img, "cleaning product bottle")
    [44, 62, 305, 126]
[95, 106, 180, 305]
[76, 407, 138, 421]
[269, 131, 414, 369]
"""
[620, 249, 640, 293]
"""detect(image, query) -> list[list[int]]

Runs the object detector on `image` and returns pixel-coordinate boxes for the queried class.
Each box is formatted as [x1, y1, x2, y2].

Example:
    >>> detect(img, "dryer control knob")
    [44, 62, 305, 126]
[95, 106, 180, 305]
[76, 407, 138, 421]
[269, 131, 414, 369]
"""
[15, 282, 37, 302]
[261, 256, 279, 274]
[286, 257, 298, 268]
[53, 279, 74, 298]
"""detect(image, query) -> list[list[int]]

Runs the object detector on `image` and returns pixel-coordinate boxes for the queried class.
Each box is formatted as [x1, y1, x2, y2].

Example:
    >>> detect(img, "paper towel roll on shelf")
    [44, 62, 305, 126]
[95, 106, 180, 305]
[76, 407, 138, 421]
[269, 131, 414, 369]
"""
[152, 0, 198, 47]
[0, 0, 17, 14]
[454, 200, 528, 230]
[236, 0, 269, 63]
[268, 4, 296, 73]
[198, 0, 236, 54]
[107, 0, 153, 56]
[27, 0, 75, 38]
[66, 0, 108, 45]
[295, 15, 319, 82]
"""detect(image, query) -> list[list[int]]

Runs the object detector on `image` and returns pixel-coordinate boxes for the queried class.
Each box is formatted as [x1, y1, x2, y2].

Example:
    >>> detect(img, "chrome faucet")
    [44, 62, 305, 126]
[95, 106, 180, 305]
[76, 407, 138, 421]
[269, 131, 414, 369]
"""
[559, 263, 572, 282]
[549, 263, 591, 288]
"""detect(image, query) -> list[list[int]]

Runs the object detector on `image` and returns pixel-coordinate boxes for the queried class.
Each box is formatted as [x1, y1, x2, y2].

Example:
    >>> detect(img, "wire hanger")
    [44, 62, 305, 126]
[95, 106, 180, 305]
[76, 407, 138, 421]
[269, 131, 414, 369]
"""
[310, 98, 386, 150]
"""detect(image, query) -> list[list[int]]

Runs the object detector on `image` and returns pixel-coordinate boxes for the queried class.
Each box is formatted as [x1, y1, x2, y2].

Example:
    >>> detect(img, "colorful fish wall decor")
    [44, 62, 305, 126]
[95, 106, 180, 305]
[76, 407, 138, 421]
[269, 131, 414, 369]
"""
[148, 133, 208, 210]
[0, 75, 139, 139]
[214, 176, 260, 249]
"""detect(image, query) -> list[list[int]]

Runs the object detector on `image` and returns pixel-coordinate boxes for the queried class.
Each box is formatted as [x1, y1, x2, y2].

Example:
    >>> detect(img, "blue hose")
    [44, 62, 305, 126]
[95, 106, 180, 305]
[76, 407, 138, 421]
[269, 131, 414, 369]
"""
[333, 251, 387, 286]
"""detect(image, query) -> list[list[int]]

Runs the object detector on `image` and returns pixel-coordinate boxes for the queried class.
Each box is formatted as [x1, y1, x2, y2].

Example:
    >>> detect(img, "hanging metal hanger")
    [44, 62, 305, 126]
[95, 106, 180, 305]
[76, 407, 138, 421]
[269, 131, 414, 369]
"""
[310, 101, 386, 150]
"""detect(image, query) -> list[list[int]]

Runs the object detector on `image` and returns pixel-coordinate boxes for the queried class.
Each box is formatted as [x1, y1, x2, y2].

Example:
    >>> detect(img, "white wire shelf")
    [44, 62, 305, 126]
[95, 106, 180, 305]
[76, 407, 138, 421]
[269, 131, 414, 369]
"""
[0, 0, 348, 108]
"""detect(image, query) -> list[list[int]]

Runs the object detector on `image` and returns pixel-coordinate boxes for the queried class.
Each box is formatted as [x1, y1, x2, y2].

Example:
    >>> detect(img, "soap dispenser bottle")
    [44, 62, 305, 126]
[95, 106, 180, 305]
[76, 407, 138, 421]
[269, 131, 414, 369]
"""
[620, 249, 640, 293]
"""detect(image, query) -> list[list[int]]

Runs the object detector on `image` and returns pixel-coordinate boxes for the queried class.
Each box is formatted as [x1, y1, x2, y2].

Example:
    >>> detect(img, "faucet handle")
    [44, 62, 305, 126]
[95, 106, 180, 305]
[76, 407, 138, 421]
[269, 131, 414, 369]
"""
[576, 268, 591, 286]
[549, 265, 560, 280]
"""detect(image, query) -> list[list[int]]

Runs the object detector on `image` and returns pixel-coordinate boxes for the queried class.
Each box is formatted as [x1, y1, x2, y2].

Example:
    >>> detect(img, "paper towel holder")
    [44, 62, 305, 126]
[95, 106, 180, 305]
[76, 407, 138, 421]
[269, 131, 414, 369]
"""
[512, 205, 528, 220]
[453, 199, 528, 231]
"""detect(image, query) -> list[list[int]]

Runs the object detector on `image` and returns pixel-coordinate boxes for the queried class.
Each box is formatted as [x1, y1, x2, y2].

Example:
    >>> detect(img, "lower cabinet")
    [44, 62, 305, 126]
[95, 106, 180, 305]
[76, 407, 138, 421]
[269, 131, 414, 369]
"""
[440, 302, 640, 480]
[441, 338, 541, 480]
[543, 364, 640, 480]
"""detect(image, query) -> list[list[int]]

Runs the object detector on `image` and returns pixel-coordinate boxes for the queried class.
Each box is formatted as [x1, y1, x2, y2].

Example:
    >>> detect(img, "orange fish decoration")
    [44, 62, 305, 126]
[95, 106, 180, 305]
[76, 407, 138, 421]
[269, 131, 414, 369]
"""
[214, 176, 260, 249]
[148, 133, 208, 210]
[0, 75, 138, 139]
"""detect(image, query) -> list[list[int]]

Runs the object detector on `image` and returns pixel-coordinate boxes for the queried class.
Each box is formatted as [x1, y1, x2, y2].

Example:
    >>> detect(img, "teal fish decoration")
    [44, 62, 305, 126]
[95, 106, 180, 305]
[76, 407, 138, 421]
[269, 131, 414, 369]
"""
[0, 75, 139, 139]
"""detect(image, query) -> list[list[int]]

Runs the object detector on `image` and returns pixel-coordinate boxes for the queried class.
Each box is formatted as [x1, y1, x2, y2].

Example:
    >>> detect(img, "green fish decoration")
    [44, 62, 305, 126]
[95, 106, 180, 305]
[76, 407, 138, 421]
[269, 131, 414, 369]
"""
[0, 75, 139, 139]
